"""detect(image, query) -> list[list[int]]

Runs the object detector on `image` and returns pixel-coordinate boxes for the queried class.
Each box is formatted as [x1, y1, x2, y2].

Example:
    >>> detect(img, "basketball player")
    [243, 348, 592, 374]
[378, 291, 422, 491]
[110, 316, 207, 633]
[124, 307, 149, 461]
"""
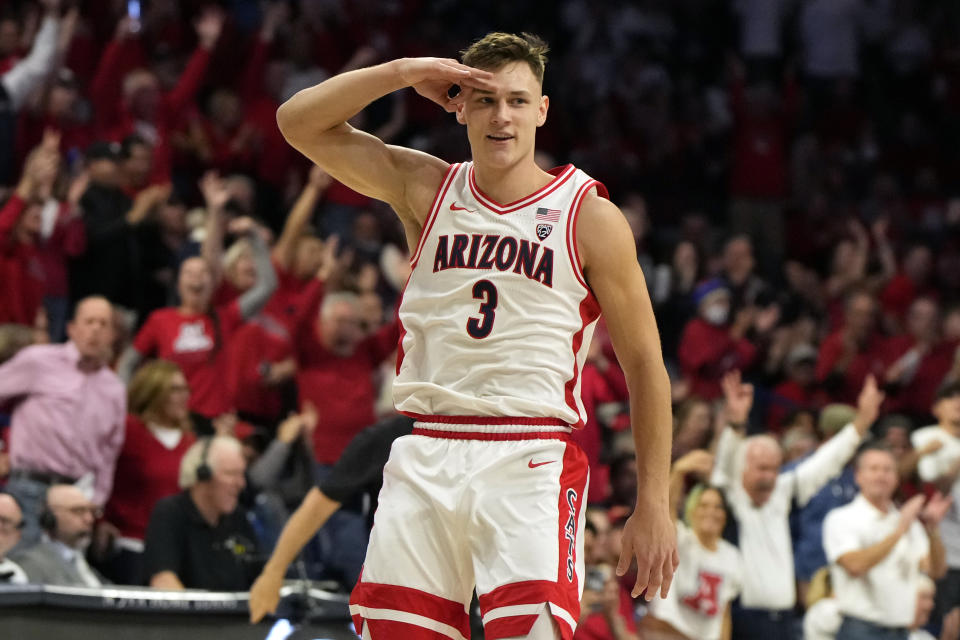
[275, 33, 676, 640]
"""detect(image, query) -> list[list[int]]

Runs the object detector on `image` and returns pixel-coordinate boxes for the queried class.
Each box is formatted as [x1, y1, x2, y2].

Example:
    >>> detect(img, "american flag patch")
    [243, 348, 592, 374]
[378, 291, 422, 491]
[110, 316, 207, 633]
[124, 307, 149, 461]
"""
[536, 207, 561, 222]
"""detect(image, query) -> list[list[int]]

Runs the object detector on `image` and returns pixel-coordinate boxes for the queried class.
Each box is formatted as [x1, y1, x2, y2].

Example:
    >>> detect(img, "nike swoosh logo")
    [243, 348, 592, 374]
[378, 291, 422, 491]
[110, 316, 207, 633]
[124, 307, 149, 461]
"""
[450, 202, 476, 213]
[528, 459, 555, 469]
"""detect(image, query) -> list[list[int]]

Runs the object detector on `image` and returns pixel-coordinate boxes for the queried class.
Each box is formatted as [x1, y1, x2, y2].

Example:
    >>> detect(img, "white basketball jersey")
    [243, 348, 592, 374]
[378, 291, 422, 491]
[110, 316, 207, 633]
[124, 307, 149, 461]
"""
[393, 162, 607, 429]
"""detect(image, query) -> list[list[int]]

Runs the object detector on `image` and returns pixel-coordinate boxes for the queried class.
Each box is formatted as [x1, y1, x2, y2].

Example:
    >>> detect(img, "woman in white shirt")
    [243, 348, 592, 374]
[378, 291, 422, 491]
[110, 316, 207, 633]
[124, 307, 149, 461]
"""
[641, 450, 744, 640]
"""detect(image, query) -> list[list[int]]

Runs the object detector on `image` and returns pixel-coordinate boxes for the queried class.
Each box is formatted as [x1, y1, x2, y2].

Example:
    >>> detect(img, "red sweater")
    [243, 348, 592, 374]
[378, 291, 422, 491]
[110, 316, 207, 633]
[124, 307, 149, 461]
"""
[815, 330, 887, 404]
[228, 272, 325, 420]
[90, 39, 211, 184]
[133, 303, 244, 418]
[104, 415, 196, 540]
[881, 336, 956, 416]
[728, 77, 798, 199]
[572, 361, 628, 504]
[0, 195, 44, 324]
[296, 321, 400, 464]
[678, 318, 757, 400]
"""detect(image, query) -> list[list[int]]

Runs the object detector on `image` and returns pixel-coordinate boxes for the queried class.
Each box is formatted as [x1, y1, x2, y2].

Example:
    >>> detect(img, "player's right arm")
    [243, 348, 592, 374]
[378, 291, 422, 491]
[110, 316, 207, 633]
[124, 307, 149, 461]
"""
[275, 58, 493, 230]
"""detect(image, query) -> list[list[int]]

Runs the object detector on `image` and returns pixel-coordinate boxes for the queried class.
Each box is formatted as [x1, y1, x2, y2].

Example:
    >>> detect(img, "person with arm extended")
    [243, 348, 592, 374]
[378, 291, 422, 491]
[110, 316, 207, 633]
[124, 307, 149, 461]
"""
[275, 32, 676, 639]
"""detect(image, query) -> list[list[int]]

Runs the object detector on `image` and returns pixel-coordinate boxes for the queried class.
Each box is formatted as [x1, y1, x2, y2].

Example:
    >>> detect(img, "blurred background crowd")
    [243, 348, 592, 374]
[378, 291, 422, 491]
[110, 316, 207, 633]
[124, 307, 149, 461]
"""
[1, 1, 960, 639]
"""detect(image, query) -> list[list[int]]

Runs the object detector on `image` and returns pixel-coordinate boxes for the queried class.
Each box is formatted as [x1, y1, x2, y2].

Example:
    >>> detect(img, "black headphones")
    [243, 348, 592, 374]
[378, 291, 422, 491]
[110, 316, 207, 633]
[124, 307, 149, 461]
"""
[195, 437, 214, 483]
[39, 489, 57, 533]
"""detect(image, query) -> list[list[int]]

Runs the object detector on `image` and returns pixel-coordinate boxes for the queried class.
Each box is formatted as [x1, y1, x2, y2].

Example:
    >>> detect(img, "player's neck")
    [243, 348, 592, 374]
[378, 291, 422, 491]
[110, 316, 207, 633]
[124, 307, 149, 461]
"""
[472, 158, 552, 206]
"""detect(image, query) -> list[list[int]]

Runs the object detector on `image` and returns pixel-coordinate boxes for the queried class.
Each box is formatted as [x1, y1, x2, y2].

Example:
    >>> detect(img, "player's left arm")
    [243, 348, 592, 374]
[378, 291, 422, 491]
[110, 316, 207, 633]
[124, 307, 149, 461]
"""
[577, 192, 678, 600]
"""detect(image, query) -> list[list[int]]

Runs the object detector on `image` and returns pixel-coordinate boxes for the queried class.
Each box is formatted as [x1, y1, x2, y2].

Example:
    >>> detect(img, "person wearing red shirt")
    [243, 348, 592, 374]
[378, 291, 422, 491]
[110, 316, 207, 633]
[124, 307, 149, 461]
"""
[228, 168, 340, 427]
[119, 218, 276, 430]
[816, 289, 887, 405]
[295, 292, 399, 465]
[882, 297, 956, 419]
[727, 61, 799, 272]
[767, 344, 830, 431]
[880, 245, 936, 333]
[88, 10, 223, 185]
[0, 140, 57, 327]
[101, 360, 196, 584]
[678, 279, 757, 401]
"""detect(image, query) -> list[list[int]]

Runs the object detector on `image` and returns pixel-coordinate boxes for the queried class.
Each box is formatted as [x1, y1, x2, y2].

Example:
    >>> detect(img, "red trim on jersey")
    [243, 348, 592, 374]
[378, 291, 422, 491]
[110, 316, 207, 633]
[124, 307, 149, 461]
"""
[411, 427, 571, 441]
[411, 163, 460, 267]
[565, 179, 607, 292]
[394, 271, 413, 376]
[563, 293, 602, 427]
[399, 163, 459, 374]
[404, 412, 569, 426]
[468, 164, 576, 215]
[350, 580, 471, 640]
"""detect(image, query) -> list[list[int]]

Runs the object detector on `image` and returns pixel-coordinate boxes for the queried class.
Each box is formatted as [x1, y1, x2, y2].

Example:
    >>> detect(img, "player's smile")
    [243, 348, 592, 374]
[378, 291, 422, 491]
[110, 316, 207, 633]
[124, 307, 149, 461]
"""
[486, 132, 514, 145]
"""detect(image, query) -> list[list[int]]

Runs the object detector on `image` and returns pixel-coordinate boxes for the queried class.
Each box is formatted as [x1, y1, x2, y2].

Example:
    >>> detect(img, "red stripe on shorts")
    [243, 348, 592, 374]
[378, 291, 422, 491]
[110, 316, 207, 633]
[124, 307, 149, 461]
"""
[359, 618, 458, 640]
[483, 614, 542, 639]
[411, 428, 572, 441]
[403, 412, 570, 426]
[350, 580, 470, 639]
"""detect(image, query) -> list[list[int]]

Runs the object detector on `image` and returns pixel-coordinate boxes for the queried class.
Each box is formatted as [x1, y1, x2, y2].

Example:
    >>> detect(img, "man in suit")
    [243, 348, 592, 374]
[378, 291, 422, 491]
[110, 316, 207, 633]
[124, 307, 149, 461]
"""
[11, 484, 108, 586]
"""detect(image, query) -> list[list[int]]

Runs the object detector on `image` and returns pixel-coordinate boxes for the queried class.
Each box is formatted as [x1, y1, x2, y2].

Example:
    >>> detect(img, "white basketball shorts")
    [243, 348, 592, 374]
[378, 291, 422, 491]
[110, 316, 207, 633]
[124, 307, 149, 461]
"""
[349, 421, 590, 640]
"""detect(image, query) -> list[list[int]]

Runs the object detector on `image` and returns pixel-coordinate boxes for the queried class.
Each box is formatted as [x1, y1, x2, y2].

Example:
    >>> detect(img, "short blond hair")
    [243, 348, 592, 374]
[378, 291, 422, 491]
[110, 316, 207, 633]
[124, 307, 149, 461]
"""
[461, 32, 549, 85]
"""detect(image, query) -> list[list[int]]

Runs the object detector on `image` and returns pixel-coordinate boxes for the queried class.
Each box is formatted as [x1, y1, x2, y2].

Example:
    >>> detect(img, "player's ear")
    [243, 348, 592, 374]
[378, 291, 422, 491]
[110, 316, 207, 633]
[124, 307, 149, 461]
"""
[537, 95, 549, 127]
[455, 102, 466, 125]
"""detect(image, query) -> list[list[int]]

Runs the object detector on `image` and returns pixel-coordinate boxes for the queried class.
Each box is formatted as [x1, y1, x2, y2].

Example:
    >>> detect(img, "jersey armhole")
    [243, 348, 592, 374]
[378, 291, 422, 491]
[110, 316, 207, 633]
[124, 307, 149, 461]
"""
[410, 163, 460, 267]
[565, 180, 608, 293]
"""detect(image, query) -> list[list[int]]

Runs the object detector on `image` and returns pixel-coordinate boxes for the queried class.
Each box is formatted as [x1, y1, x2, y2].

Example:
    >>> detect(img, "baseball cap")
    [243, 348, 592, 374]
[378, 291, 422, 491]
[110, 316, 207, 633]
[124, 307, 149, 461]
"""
[85, 140, 123, 162]
[818, 403, 856, 437]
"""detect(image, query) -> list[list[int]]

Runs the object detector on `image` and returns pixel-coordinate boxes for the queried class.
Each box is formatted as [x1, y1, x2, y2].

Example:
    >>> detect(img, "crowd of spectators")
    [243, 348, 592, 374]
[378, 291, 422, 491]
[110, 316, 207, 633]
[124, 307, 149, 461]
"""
[0, 0, 959, 639]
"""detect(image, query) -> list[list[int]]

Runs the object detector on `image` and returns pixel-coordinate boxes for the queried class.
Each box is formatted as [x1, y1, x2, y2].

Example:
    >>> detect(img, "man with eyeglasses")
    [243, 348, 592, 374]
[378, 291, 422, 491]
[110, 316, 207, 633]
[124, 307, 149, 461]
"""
[0, 492, 27, 584]
[10, 484, 108, 587]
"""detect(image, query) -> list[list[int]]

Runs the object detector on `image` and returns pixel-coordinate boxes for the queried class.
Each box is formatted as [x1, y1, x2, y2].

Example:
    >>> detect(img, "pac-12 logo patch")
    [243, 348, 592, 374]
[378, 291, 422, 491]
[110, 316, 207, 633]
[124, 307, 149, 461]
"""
[536, 223, 553, 240]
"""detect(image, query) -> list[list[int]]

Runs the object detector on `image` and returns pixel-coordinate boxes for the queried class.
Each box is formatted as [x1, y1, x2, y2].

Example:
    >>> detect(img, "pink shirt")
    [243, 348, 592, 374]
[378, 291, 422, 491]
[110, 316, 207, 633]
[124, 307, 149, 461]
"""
[0, 342, 126, 505]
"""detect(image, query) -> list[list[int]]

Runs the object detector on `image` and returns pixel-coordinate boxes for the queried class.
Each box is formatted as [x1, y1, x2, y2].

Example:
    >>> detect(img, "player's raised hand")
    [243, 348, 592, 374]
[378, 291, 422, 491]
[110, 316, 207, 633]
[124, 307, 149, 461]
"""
[617, 501, 679, 601]
[396, 58, 494, 112]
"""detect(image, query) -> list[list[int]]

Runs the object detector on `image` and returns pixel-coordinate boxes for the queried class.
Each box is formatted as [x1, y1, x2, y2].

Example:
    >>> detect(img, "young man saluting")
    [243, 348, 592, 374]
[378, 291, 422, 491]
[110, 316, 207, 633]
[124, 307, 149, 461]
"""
[274, 32, 676, 640]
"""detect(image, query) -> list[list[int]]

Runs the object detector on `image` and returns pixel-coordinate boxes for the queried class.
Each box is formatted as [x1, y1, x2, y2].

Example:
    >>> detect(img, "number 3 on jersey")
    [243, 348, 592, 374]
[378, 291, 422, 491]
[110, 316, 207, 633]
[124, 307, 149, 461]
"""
[466, 279, 498, 339]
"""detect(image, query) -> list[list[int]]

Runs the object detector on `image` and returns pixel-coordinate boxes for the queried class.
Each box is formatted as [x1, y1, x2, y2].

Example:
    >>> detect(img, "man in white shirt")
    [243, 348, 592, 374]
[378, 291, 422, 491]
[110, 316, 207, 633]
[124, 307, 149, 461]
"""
[0, 492, 27, 584]
[823, 444, 949, 640]
[710, 372, 880, 640]
[802, 574, 956, 640]
[912, 382, 960, 620]
[10, 484, 106, 587]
